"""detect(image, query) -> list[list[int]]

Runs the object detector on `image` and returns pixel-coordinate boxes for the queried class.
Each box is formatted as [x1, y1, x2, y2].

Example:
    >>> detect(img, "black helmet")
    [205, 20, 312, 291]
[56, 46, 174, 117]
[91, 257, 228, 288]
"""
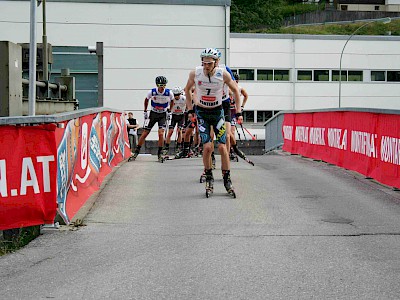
[155, 76, 168, 85]
[233, 73, 239, 81]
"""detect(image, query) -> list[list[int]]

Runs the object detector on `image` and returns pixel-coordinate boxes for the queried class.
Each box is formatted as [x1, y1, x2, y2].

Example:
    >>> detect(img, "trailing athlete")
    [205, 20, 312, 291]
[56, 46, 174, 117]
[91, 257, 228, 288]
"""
[129, 76, 174, 163]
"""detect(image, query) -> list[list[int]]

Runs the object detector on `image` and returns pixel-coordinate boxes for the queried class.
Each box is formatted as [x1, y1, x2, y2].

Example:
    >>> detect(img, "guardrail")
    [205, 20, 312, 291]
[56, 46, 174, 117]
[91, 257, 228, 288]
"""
[264, 112, 285, 153]
[0, 108, 130, 232]
[275, 107, 400, 190]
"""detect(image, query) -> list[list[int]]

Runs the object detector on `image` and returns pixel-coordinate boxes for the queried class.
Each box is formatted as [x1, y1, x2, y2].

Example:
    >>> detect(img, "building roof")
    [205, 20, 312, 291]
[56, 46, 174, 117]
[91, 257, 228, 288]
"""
[11, 0, 231, 5]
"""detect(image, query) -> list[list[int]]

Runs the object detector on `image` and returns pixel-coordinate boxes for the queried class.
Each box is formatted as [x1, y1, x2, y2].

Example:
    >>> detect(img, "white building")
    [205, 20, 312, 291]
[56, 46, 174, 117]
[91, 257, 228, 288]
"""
[230, 33, 400, 123]
[1, 1, 400, 126]
[0, 0, 231, 112]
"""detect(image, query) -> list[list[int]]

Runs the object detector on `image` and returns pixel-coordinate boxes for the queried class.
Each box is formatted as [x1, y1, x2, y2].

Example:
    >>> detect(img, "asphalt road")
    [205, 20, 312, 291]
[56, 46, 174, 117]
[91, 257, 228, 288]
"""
[1, 152, 400, 299]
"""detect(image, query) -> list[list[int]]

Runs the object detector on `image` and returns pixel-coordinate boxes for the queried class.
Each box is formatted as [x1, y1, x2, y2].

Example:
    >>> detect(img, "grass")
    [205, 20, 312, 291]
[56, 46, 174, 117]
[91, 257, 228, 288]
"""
[253, 18, 400, 35]
[0, 226, 41, 256]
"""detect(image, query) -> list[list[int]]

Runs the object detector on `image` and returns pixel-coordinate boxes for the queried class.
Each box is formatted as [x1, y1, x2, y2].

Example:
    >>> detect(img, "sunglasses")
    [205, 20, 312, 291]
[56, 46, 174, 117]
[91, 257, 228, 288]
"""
[157, 84, 166, 87]
[202, 61, 214, 66]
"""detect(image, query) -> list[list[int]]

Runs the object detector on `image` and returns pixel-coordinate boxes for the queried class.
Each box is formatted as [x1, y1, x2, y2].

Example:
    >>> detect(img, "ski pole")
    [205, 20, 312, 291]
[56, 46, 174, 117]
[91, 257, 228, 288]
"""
[241, 124, 256, 140]
[234, 124, 241, 141]
[240, 124, 247, 141]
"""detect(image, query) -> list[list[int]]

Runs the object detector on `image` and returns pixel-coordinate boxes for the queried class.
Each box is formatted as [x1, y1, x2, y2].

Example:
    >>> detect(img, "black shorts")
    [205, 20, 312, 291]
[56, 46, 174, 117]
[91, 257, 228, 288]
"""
[169, 114, 185, 129]
[196, 105, 226, 145]
[144, 111, 167, 131]
[223, 100, 231, 123]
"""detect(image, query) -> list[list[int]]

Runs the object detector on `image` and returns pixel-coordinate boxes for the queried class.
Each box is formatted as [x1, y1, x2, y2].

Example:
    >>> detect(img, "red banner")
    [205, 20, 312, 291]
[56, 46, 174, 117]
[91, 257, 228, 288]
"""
[0, 124, 57, 230]
[55, 112, 130, 223]
[283, 111, 400, 189]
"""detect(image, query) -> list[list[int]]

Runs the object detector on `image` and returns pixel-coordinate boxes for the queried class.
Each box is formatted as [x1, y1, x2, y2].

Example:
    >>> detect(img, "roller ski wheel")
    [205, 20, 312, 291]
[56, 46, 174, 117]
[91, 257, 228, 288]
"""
[205, 172, 214, 198]
[236, 149, 255, 166]
[223, 173, 236, 198]
[244, 157, 254, 166]
[200, 173, 206, 183]
[205, 184, 213, 198]
[128, 152, 138, 162]
[227, 188, 236, 198]
[175, 150, 188, 159]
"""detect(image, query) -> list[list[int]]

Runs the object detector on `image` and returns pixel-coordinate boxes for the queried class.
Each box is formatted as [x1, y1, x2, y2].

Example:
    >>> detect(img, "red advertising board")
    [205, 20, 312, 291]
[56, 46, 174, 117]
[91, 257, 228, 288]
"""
[282, 111, 400, 189]
[0, 111, 130, 230]
[0, 124, 57, 230]
[55, 111, 130, 223]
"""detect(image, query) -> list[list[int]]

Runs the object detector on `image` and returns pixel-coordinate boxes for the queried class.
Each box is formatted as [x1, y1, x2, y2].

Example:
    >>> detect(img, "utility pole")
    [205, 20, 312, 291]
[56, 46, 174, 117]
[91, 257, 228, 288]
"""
[28, 0, 38, 115]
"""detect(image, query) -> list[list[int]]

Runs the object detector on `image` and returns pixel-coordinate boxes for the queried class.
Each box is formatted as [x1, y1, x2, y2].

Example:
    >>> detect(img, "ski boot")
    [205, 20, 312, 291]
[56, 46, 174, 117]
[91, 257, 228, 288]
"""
[175, 148, 188, 159]
[158, 153, 164, 163]
[128, 152, 139, 162]
[223, 171, 236, 198]
[205, 170, 214, 198]
[230, 150, 238, 162]
[199, 170, 206, 183]
[162, 148, 169, 160]
[193, 145, 199, 157]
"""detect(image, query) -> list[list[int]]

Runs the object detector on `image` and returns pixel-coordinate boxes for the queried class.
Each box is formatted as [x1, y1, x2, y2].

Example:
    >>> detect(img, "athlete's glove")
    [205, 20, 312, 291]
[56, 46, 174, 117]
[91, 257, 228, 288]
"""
[236, 112, 243, 125]
[144, 111, 148, 119]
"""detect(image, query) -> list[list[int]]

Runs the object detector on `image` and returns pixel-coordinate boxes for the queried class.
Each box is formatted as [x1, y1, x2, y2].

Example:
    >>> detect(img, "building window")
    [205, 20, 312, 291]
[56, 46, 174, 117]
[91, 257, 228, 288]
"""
[243, 111, 254, 122]
[375, 6, 380, 10]
[230, 69, 238, 76]
[348, 71, 363, 81]
[297, 70, 312, 81]
[371, 71, 386, 81]
[257, 69, 273, 81]
[387, 71, 400, 82]
[274, 70, 289, 81]
[238, 69, 254, 81]
[341, 5, 348, 10]
[257, 111, 274, 123]
[332, 70, 347, 81]
[314, 70, 329, 81]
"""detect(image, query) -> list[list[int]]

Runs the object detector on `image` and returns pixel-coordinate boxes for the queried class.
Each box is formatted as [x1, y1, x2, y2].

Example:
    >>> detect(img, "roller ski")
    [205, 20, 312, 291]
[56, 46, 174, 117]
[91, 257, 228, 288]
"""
[128, 152, 139, 162]
[174, 148, 188, 159]
[205, 170, 214, 198]
[223, 171, 236, 198]
[200, 170, 206, 183]
[161, 148, 171, 161]
[229, 150, 239, 162]
[157, 153, 165, 163]
[233, 146, 254, 166]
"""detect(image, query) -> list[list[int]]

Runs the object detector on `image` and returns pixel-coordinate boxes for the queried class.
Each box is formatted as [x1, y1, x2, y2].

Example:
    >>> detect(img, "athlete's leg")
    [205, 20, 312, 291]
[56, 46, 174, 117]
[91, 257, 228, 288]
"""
[203, 142, 213, 169]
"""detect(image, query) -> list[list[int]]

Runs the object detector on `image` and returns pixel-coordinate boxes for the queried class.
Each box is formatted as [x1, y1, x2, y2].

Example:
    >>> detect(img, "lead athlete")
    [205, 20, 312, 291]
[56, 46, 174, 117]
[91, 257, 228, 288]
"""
[184, 48, 243, 198]
[129, 76, 174, 162]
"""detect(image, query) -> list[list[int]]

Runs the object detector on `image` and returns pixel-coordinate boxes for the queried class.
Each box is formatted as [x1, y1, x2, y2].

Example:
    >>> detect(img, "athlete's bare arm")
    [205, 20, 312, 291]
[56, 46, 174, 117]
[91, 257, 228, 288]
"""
[241, 87, 249, 108]
[224, 71, 241, 114]
[184, 70, 196, 111]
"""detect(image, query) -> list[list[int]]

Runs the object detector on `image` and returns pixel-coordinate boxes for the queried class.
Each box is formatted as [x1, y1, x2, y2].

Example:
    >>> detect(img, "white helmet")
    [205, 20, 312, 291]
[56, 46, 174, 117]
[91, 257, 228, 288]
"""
[172, 86, 182, 95]
[200, 48, 220, 60]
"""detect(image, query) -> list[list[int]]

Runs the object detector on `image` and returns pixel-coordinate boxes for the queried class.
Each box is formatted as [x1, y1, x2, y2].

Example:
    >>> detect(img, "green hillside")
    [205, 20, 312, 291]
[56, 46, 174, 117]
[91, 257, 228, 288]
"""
[231, 0, 400, 35]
